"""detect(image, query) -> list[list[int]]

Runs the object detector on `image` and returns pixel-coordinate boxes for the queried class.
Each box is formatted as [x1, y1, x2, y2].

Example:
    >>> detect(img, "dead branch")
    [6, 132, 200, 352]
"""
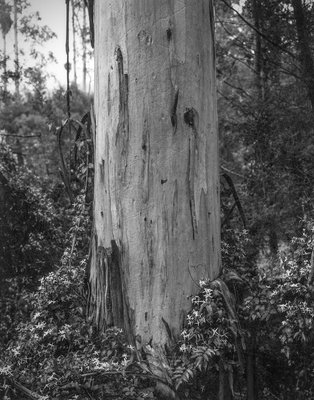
[222, 173, 246, 228]
[8, 378, 43, 400]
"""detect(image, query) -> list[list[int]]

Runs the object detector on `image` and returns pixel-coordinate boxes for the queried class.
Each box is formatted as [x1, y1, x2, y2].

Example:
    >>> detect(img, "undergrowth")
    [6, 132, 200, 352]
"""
[1, 141, 314, 399]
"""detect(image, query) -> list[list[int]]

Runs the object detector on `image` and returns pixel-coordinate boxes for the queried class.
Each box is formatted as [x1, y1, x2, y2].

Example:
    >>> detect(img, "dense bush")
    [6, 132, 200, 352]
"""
[167, 222, 314, 400]
[240, 221, 314, 399]
[0, 138, 156, 399]
[0, 190, 155, 399]
[2, 156, 314, 399]
[1, 86, 314, 399]
[0, 143, 66, 347]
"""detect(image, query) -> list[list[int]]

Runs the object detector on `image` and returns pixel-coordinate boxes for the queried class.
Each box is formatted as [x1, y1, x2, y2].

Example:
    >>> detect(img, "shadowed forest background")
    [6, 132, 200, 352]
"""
[1, 0, 314, 399]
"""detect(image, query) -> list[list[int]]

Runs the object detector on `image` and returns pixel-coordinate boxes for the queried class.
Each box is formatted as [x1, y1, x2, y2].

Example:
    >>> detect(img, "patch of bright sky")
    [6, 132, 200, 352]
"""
[29, 0, 68, 89]
[4, 0, 93, 93]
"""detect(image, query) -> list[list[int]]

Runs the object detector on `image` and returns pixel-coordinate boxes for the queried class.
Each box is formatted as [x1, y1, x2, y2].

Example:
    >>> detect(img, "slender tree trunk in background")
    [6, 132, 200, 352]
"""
[219, 360, 232, 400]
[0, 0, 12, 100]
[2, 31, 7, 96]
[89, 0, 221, 346]
[13, 0, 19, 98]
[247, 334, 257, 400]
[82, 2, 87, 92]
[269, 227, 278, 260]
[71, 0, 77, 86]
[0, 172, 13, 282]
[14, 139, 23, 166]
[292, 0, 314, 110]
[253, 0, 262, 98]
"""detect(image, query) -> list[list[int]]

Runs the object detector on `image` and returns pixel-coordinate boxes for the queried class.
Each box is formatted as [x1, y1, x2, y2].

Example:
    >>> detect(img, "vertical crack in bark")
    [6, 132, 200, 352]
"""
[141, 116, 150, 203]
[99, 159, 105, 182]
[209, 0, 216, 64]
[103, 247, 111, 326]
[171, 180, 178, 236]
[166, 27, 172, 41]
[161, 317, 173, 341]
[107, 73, 111, 115]
[170, 86, 179, 133]
[116, 47, 129, 139]
[188, 137, 197, 240]
[185, 108, 199, 239]
[115, 46, 129, 149]
[167, 18, 180, 135]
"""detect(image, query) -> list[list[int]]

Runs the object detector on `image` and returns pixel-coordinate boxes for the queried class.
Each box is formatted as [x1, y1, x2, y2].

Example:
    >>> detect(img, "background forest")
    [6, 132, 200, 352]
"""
[1, 0, 314, 399]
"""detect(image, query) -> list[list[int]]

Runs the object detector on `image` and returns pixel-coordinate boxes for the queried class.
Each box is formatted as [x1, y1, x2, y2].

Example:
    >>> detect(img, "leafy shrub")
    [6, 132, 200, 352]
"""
[0, 143, 66, 347]
[2, 135, 314, 399]
[239, 220, 314, 399]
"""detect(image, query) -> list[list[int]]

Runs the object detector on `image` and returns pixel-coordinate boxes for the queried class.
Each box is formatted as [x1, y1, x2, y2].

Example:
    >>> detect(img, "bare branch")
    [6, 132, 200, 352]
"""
[222, 172, 246, 228]
[220, 0, 298, 61]
[0, 133, 40, 138]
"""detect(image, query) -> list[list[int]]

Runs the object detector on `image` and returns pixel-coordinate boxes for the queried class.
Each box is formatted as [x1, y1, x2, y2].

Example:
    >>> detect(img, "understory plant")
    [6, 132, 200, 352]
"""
[2, 137, 314, 399]
[2, 217, 314, 399]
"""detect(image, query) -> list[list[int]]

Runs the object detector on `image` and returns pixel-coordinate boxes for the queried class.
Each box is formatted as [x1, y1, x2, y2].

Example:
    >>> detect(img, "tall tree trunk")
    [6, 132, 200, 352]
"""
[252, 0, 263, 98]
[219, 361, 233, 400]
[89, 0, 220, 346]
[71, 0, 77, 86]
[292, 0, 314, 110]
[13, 139, 23, 166]
[82, 2, 87, 92]
[247, 334, 257, 400]
[0, 0, 11, 100]
[2, 30, 7, 96]
[13, 0, 19, 98]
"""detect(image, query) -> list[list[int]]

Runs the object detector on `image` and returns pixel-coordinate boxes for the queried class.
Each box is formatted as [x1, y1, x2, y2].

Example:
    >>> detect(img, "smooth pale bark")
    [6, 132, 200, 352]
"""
[90, 0, 220, 345]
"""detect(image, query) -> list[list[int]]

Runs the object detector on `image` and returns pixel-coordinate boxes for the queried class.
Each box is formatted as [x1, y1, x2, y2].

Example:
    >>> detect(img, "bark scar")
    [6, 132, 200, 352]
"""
[162, 317, 172, 341]
[188, 137, 197, 240]
[115, 46, 129, 145]
[115, 47, 129, 180]
[208, 1, 215, 63]
[185, 108, 199, 239]
[170, 86, 179, 134]
[103, 247, 111, 324]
